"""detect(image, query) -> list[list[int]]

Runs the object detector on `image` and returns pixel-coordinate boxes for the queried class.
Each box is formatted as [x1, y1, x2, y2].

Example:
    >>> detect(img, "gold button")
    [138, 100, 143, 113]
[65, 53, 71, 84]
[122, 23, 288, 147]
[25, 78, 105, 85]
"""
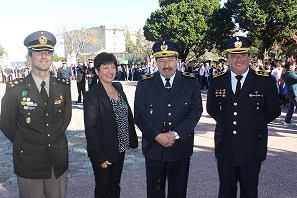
[168, 113, 171, 116]
[46, 124, 49, 126]
[44, 103, 47, 106]
[233, 121, 237, 125]
[256, 107, 259, 110]
[233, 131, 237, 135]
[168, 104, 171, 107]
[234, 112, 238, 116]
[48, 144, 51, 147]
[21, 150, 24, 153]
[46, 113, 49, 116]
[27, 112, 31, 115]
[168, 122, 172, 125]
[48, 134, 51, 137]
[58, 110, 61, 112]
[234, 102, 238, 106]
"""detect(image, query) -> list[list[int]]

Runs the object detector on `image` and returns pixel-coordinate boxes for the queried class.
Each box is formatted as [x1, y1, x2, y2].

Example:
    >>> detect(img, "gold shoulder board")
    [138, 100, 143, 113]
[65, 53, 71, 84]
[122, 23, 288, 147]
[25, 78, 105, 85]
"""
[255, 70, 270, 77]
[183, 72, 196, 78]
[213, 70, 227, 78]
[141, 74, 154, 80]
[56, 77, 70, 85]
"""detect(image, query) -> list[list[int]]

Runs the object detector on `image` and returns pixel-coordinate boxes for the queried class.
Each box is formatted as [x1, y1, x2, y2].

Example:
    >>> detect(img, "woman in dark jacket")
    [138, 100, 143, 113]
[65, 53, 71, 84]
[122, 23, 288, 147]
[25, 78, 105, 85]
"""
[282, 59, 297, 126]
[83, 52, 138, 198]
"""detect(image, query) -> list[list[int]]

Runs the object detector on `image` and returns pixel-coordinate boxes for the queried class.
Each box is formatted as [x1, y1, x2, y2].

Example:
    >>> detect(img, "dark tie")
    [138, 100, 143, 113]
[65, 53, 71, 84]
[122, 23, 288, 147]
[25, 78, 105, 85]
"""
[165, 78, 171, 89]
[40, 81, 48, 104]
[235, 75, 243, 96]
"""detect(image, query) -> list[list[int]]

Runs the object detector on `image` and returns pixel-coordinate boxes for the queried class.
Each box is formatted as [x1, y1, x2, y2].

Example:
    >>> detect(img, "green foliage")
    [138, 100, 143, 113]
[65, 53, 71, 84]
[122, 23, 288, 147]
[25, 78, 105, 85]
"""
[224, 0, 297, 59]
[144, 0, 220, 61]
[0, 44, 8, 58]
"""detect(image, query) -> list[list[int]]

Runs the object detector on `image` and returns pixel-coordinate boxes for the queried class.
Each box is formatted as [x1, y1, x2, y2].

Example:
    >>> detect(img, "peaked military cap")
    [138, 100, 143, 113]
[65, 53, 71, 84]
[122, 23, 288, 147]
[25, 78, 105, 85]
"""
[223, 36, 252, 54]
[153, 40, 180, 58]
[24, 30, 56, 51]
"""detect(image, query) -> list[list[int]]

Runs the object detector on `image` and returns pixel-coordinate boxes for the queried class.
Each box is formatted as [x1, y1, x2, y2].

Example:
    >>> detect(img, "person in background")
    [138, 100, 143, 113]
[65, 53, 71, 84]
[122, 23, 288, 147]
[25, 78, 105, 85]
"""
[76, 60, 87, 103]
[83, 52, 138, 198]
[207, 36, 281, 198]
[134, 40, 203, 198]
[281, 57, 297, 126]
[57, 59, 72, 79]
[0, 30, 72, 198]
[86, 59, 98, 90]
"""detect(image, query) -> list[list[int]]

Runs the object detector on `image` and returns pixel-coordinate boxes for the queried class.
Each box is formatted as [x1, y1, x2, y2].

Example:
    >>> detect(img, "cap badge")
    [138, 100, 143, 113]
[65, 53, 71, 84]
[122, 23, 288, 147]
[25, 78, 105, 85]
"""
[160, 41, 168, 52]
[234, 37, 242, 48]
[39, 35, 48, 45]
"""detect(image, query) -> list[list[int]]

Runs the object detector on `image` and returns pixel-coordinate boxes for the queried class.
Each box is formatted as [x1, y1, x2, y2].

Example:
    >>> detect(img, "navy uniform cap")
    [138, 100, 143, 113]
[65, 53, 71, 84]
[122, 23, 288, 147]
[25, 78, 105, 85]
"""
[153, 40, 180, 58]
[223, 36, 252, 54]
[24, 30, 56, 51]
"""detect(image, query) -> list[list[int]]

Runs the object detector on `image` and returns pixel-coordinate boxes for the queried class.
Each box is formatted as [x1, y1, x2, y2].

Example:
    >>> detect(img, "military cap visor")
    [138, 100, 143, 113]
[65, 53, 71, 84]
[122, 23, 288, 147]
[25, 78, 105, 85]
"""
[153, 40, 180, 58]
[223, 36, 252, 54]
[24, 30, 56, 51]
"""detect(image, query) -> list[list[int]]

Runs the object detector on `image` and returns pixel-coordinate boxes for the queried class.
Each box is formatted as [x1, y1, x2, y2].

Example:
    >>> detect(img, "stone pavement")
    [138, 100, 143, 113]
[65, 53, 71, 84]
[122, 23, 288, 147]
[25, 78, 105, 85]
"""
[0, 80, 296, 198]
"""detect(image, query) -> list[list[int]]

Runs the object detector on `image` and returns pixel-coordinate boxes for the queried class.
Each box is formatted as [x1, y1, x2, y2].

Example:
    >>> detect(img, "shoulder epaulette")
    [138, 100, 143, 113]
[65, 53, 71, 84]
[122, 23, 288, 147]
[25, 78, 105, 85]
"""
[182, 72, 196, 78]
[56, 77, 70, 85]
[213, 70, 227, 78]
[141, 74, 154, 80]
[255, 70, 270, 77]
[6, 79, 24, 89]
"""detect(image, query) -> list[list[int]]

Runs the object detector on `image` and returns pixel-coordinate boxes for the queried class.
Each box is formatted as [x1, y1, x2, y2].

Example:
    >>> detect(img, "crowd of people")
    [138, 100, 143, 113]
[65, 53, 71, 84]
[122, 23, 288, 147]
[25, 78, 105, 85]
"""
[0, 30, 296, 198]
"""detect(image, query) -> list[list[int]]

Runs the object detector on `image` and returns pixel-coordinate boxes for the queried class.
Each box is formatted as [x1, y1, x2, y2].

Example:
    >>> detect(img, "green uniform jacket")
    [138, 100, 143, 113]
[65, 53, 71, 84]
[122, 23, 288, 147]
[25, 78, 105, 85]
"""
[0, 73, 72, 179]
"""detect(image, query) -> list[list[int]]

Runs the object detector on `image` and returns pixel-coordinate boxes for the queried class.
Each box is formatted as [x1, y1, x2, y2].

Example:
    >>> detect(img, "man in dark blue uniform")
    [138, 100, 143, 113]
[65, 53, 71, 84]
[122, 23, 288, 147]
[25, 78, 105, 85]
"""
[134, 40, 203, 198]
[57, 60, 72, 79]
[75, 60, 87, 103]
[206, 36, 281, 198]
[86, 59, 98, 90]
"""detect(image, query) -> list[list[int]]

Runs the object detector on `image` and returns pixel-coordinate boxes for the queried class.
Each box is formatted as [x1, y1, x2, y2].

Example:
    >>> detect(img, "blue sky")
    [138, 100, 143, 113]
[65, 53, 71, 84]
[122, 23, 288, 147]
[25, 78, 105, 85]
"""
[0, 0, 227, 62]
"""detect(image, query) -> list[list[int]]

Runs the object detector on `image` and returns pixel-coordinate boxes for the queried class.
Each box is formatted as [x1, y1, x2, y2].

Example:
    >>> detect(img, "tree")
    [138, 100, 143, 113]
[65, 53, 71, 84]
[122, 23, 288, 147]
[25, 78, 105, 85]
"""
[143, 0, 220, 62]
[125, 29, 154, 63]
[0, 44, 8, 59]
[223, 0, 297, 59]
[57, 26, 101, 61]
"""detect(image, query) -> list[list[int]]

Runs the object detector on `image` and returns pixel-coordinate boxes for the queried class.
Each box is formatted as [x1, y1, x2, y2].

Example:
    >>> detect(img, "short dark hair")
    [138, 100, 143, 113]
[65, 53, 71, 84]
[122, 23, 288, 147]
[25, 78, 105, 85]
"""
[94, 52, 117, 71]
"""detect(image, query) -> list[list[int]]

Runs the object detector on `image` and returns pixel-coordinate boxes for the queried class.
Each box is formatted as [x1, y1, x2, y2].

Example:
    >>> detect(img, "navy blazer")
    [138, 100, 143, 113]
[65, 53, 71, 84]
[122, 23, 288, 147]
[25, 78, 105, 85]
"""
[134, 71, 203, 161]
[83, 80, 138, 166]
[207, 68, 281, 166]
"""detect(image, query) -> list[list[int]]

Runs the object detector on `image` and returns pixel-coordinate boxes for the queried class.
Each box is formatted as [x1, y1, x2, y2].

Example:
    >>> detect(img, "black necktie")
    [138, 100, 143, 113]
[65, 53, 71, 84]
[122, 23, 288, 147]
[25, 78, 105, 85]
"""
[235, 75, 243, 96]
[165, 78, 171, 89]
[40, 81, 48, 104]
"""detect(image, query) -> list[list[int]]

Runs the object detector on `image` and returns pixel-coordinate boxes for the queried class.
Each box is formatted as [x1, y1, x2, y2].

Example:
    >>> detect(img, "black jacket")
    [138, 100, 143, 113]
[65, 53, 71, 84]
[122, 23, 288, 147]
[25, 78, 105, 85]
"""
[207, 68, 281, 166]
[83, 80, 138, 166]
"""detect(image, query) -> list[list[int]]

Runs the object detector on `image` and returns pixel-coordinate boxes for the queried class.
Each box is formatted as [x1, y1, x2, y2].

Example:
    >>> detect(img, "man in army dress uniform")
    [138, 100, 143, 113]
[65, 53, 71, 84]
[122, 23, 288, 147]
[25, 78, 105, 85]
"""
[206, 36, 281, 198]
[57, 59, 72, 79]
[0, 30, 72, 198]
[134, 40, 203, 198]
[76, 60, 87, 103]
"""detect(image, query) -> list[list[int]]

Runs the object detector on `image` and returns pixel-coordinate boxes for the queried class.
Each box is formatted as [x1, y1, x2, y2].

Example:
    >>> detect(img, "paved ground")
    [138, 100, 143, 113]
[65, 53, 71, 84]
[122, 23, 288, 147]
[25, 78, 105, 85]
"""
[0, 80, 296, 198]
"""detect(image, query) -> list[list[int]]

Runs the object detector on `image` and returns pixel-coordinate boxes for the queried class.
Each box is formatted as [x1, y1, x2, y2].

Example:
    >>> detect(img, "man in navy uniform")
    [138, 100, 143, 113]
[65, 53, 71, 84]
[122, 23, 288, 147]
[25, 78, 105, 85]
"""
[76, 60, 87, 103]
[206, 36, 281, 198]
[86, 59, 98, 90]
[134, 40, 203, 198]
[0, 30, 72, 197]
[57, 60, 72, 79]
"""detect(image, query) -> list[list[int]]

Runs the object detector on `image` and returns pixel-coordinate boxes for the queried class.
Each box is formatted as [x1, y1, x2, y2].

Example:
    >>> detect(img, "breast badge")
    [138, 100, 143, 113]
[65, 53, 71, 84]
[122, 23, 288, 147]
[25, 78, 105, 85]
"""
[215, 89, 226, 97]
